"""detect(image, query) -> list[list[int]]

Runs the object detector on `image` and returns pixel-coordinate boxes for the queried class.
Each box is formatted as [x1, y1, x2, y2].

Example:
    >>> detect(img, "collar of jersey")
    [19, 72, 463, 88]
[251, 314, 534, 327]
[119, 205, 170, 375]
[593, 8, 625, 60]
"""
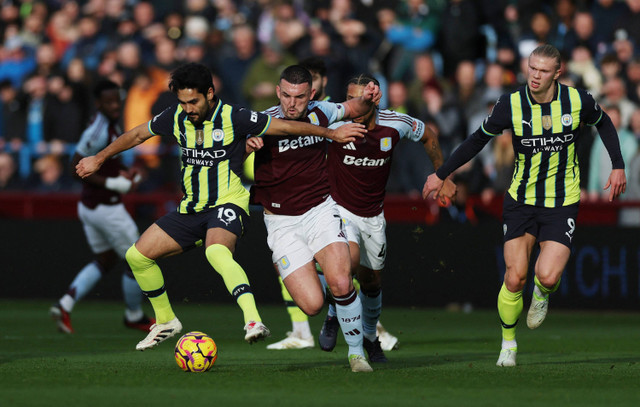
[199, 96, 222, 126]
[525, 80, 561, 106]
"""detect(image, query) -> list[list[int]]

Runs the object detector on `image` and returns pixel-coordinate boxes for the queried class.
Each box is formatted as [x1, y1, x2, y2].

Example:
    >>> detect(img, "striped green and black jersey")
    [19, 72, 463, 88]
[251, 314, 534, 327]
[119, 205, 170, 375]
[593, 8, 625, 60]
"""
[481, 82, 603, 208]
[148, 97, 271, 214]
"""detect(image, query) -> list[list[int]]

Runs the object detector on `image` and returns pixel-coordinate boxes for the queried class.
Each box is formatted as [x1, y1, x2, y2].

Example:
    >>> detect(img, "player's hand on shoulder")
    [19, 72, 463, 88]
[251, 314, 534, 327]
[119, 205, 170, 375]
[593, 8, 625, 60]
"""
[329, 122, 366, 143]
[605, 168, 627, 202]
[246, 136, 264, 153]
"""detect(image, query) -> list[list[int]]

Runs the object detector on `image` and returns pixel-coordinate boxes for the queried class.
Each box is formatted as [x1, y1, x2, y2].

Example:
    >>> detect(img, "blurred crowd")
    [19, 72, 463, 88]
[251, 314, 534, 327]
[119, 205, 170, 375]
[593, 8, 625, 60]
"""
[0, 0, 640, 223]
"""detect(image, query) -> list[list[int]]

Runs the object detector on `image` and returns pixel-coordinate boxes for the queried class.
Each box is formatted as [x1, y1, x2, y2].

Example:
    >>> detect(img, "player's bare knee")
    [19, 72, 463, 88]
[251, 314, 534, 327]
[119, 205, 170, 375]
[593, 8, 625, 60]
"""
[504, 272, 526, 292]
[535, 273, 558, 289]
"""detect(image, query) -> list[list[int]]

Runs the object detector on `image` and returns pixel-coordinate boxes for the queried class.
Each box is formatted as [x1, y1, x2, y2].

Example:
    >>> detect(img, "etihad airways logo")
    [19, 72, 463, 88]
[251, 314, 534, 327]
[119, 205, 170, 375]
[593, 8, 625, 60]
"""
[521, 133, 574, 153]
[181, 147, 226, 167]
[343, 155, 390, 167]
[278, 136, 324, 152]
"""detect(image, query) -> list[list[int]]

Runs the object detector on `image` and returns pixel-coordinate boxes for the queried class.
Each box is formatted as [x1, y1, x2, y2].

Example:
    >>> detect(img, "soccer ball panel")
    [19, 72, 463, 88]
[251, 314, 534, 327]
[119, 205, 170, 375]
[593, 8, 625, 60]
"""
[174, 331, 218, 372]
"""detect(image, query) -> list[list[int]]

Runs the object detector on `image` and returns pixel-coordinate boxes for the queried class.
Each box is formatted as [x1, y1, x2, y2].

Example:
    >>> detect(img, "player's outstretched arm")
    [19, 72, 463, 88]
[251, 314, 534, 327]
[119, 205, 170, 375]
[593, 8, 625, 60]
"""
[420, 123, 456, 203]
[342, 81, 381, 120]
[265, 117, 366, 143]
[76, 122, 153, 178]
[604, 168, 627, 202]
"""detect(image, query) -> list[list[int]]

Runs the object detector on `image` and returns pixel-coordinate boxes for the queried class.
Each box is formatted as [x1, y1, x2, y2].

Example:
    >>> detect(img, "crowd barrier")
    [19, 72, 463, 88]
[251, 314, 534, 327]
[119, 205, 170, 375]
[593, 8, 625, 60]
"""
[1, 193, 639, 309]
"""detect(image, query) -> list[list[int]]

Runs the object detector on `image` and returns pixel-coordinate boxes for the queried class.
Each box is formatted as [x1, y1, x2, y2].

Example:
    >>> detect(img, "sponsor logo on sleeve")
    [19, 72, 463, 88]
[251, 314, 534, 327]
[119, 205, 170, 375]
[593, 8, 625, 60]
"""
[250, 111, 258, 122]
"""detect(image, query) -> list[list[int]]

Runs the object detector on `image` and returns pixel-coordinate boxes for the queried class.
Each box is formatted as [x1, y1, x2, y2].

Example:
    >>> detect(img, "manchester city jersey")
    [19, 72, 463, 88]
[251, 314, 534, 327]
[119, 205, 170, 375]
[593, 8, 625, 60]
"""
[149, 97, 271, 214]
[481, 82, 602, 207]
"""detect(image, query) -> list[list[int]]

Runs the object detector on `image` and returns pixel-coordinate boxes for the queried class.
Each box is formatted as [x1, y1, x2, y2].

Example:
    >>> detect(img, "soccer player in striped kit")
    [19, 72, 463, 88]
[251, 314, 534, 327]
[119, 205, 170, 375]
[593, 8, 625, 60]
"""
[50, 79, 154, 334]
[247, 65, 383, 372]
[76, 63, 366, 351]
[424, 44, 627, 367]
[318, 74, 454, 362]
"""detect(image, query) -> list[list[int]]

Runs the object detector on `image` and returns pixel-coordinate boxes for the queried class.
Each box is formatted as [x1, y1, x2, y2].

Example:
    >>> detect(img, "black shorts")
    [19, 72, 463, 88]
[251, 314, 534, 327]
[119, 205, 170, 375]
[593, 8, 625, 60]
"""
[502, 194, 579, 248]
[155, 203, 248, 250]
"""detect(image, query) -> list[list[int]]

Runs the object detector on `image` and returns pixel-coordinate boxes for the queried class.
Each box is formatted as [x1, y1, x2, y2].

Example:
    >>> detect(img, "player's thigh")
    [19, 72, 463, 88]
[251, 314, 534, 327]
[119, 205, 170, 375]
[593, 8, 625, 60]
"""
[98, 203, 140, 258]
[282, 261, 324, 315]
[136, 223, 183, 259]
[264, 212, 315, 280]
[503, 233, 537, 290]
[78, 202, 109, 254]
[315, 241, 352, 296]
[357, 212, 387, 271]
[535, 241, 571, 286]
[304, 196, 348, 256]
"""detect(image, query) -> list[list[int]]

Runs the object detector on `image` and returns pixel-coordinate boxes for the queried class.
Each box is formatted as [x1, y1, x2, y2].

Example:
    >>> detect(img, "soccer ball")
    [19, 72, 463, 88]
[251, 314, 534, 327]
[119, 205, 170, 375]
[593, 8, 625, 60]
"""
[174, 331, 218, 372]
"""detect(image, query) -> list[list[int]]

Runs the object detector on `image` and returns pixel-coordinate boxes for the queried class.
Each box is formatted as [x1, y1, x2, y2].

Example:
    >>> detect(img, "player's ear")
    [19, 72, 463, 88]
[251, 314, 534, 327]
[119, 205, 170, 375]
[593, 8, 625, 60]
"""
[207, 87, 214, 101]
[276, 85, 281, 99]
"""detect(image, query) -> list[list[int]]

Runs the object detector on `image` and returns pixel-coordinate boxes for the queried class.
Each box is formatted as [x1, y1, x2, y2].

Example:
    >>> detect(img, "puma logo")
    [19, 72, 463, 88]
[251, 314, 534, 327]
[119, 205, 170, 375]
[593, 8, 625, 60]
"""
[522, 119, 532, 128]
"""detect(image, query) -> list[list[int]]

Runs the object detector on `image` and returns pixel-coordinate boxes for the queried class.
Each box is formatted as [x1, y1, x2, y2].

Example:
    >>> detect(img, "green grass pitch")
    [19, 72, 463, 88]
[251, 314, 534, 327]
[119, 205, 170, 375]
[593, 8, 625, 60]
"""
[1, 300, 639, 407]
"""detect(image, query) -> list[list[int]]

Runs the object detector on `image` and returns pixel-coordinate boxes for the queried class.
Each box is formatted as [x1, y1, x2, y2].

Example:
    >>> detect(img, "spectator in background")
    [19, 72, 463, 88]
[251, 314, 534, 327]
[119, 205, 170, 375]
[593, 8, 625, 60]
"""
[418, 83, 465, 158]
[600, 52, 623, 83]
[439, 0, 485, 78]
[60, 15, 108, 71]
[625, 56, 640, 104]
[566, 45, 602, 97]
[384, 0, 442, 81]
[562, 9, 602, 58]
[23, 74, 48, 161]
[614, 0, 640, 46]
[0, 33, 37, 88]
[124, 67, 169, 184]
[600, 76, 638, 129]
[407, 53, 446, 116]
[29, 153, 76, 192]
[218, 24, 258, 106]
[591, 0, 628, 44]
[0, 151, 24, 190]
[451, 60, 485, 121]
[588, 105, 637, 202]
[242, 41, 296, 111]
[45, 5, 80, 61]
[43, 74, 85, 164]
[619, 108, 640, 226]
[0, 79, 27, 155]
[153, 36, 180, 73]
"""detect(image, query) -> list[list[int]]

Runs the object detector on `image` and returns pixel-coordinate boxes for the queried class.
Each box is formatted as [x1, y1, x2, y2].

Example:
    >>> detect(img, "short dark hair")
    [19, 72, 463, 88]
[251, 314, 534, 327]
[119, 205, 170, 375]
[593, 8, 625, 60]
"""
[169, 63, 214, 95]
[280, 65, 312, 86]
[93, 79, 120, 99]
[530, 44, 562, 71]
[346, 73, 380, 88]
[299, 57, 326, 77]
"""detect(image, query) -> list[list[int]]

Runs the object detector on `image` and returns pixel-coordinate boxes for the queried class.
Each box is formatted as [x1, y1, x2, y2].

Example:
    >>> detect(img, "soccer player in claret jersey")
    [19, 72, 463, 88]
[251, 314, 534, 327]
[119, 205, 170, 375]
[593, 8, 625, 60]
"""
[76, 63, 366, 351]
[50, 79, 154, 334]
[424, 44, 627, 367]
[247, 65, 382, 372]
[319, 74, 455, 362]
[265, 57, 329, 351]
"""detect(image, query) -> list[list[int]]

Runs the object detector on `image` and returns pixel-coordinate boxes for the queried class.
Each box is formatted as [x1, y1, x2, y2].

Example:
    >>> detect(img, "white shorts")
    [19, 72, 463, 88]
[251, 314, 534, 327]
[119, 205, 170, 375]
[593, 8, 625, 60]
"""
[338, 205, 387, 271]
[78, 202, 139, 258]
[264, 196, 348, 279]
